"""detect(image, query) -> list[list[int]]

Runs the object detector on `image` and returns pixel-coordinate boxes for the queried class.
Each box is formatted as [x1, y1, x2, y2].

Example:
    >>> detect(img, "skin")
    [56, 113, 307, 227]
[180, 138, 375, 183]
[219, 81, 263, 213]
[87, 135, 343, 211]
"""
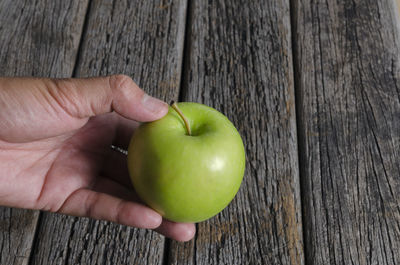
[0, 75, 195, 242]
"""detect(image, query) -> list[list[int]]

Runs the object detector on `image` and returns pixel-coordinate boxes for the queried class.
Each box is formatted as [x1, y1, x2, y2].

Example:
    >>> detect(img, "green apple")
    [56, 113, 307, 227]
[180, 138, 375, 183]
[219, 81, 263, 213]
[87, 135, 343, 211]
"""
[127, 102, 245, 223]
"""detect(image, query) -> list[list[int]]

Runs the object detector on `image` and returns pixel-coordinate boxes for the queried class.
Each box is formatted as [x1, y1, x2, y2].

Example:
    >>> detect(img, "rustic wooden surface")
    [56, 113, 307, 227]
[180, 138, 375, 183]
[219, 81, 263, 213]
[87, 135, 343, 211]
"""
[397, 0, 400, 16]
[29, 0, 187, 264]
[0, 0, 89, 264]
[1, 0, 400, 264]
[292, 0, 400, 264]
[167, 0, 304, 264]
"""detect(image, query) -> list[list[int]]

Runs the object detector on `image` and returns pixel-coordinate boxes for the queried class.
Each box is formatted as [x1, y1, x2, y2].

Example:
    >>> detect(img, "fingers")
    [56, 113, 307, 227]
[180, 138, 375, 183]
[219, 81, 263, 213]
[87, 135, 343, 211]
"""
[58, 177, 196, 241]
[46, 75, 168, 122]
[92, 177, 196, 242]
[58, 188, 162, 229]
[92, 174, 138, 201]
[155, 220, 196, 242]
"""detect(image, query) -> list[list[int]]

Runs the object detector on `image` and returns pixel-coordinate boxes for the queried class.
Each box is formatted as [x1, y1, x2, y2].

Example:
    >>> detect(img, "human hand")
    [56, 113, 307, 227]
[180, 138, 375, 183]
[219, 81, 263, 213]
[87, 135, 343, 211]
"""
[0, 75, 195, 242]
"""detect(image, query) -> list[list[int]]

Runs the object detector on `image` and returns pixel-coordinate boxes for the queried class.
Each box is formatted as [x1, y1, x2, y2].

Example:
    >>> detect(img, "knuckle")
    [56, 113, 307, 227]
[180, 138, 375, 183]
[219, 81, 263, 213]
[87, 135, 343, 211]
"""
[46, 78, 81, 117]
[109, 74, 132, 92]
[85, 192, 100, 218]
[114, 200, 125, 224]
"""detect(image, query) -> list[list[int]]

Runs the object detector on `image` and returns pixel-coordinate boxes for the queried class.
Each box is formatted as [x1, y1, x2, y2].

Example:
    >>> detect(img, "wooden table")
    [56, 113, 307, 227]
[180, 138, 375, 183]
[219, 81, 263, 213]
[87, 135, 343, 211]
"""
[1, 0, 400, 264]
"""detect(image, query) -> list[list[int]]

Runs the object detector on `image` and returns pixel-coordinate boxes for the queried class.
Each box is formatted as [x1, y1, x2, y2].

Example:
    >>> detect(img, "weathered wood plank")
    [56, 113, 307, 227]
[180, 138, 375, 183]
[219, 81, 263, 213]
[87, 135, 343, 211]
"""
[292, 0, 400, 264]
[0, 0, 89, 264]
[168, 0, 304, 264]
[397, 0, 400, 17]
[29, 0, 187, 264]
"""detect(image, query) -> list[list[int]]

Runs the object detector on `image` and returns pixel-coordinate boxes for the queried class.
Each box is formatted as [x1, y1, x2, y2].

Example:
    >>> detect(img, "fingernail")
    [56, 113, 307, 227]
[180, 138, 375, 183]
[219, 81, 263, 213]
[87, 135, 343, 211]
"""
[142, 94, 168, 115]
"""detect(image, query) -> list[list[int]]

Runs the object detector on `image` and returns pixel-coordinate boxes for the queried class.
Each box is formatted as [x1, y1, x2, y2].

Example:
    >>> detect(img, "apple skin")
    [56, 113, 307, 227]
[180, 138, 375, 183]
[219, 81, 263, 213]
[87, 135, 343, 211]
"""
[127, 102, 245, 223]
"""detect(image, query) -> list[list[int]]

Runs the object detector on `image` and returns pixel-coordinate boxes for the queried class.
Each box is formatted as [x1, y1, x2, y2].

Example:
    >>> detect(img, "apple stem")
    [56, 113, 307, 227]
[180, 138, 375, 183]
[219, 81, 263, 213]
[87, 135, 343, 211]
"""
[171, 101, 191, 136]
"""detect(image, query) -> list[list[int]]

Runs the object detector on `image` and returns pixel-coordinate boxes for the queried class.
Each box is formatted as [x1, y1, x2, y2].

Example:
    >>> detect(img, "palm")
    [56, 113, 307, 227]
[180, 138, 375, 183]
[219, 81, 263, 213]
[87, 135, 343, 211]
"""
[0, 113, 136, 212]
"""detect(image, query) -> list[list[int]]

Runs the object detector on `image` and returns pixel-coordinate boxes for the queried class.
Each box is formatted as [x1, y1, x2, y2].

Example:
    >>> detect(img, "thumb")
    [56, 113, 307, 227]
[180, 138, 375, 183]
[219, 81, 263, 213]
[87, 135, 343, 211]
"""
[47, 75, 168, 122]
[0, 75, 168, 142]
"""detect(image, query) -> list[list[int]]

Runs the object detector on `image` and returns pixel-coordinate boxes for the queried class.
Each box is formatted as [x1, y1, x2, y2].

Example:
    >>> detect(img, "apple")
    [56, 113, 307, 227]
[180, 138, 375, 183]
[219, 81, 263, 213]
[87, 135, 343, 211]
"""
[127, 102, 245, 223]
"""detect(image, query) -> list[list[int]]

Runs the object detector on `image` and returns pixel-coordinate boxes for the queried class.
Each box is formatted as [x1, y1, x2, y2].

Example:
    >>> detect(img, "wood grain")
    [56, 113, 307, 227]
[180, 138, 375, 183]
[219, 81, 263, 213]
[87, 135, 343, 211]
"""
[168, 0, 304, 264]
[397, 0, 400, 16]
[0, 0, 89, 264]
[29, 0, 187, 264]
[292, 0, 400, 264]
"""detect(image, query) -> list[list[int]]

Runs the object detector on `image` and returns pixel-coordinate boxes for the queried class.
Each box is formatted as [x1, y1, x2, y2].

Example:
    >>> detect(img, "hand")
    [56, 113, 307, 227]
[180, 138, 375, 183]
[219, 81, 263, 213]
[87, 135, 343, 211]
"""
[0, 75, 195, 242]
